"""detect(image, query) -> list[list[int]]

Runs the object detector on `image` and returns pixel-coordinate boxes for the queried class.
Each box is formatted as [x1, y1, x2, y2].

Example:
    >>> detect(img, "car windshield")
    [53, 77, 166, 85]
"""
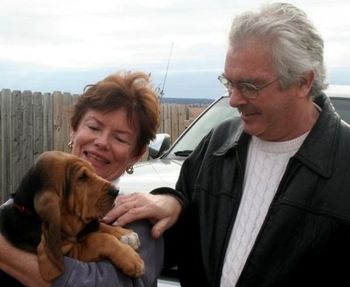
[166, 96, 239, 158]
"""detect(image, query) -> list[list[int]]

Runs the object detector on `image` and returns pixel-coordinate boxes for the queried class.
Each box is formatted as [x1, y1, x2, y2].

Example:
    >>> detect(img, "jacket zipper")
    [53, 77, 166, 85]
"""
[214, 147, 246, 287]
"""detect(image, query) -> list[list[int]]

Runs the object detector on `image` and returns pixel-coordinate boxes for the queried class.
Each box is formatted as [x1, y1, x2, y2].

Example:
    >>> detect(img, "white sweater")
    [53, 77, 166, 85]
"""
[220, 133, 308, 286]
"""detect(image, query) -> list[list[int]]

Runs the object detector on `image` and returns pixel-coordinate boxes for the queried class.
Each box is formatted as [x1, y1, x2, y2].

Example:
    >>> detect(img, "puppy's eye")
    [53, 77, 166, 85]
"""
[78, 171, 89, 181]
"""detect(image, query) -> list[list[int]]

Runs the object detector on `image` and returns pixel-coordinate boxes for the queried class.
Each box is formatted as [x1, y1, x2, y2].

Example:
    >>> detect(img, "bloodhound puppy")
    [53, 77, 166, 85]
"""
[0, 151, 144, 282]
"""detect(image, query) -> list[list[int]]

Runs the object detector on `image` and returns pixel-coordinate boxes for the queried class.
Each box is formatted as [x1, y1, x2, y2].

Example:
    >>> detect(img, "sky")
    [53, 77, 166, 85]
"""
[1, 0, 350, 99]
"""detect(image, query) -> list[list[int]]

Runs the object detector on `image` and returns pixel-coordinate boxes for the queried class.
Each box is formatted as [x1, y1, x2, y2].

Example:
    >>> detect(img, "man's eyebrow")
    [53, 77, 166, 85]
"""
[239, 78, 269, 85]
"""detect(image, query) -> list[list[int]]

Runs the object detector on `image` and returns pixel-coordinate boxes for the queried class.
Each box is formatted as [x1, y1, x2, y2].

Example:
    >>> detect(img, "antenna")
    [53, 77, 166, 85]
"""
[158, 42, 174, 99]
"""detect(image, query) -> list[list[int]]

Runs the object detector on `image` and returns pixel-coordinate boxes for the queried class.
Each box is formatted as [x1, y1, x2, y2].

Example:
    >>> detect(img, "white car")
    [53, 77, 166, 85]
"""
[119, 85, 350, 286]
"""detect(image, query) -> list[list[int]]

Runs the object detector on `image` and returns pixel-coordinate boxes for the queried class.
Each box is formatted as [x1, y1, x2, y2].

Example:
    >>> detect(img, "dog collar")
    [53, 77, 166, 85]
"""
[13, 203, 33, 216]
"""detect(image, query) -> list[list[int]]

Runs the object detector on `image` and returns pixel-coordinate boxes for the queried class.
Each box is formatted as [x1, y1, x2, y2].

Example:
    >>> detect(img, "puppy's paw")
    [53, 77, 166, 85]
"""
[121, 232, 141, 250]
[122, 252, 144, 278]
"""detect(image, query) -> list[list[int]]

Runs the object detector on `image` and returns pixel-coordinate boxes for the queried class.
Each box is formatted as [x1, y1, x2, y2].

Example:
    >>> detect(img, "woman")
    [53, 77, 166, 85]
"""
[0, 71, 163, 287]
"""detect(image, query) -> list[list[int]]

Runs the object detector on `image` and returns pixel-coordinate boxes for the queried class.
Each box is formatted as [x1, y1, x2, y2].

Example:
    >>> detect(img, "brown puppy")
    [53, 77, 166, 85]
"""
[0, 151, 144, 282]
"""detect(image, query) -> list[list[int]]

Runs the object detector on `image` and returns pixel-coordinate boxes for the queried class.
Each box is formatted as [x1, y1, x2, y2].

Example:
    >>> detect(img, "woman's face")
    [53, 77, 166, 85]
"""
[71, 108, 144, 181]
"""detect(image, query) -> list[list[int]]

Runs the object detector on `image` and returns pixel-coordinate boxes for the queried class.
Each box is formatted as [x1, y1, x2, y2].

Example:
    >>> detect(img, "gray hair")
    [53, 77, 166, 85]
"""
[229, 2, 327, 97]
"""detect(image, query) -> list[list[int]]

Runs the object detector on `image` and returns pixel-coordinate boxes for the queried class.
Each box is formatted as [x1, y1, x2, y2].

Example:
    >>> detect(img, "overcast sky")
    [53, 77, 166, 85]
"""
[1, 0, 350, 98]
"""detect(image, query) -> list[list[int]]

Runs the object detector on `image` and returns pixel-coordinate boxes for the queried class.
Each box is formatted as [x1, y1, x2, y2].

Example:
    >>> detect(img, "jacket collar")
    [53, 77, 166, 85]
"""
[214, 93, 340, 178]
[213, 121, 247, 156]
[295, 93, 340, 178]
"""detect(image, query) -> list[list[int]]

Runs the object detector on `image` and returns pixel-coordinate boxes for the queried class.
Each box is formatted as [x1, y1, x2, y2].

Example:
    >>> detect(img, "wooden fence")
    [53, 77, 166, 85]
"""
[0, 89, 204, 203]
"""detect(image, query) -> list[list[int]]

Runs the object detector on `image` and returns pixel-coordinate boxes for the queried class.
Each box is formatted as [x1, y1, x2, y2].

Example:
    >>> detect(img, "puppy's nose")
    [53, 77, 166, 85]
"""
[108, 186, 119, 198]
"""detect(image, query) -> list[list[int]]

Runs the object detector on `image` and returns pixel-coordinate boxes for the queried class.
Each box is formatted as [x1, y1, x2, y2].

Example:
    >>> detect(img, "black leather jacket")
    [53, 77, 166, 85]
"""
[163, 93, 350, 287]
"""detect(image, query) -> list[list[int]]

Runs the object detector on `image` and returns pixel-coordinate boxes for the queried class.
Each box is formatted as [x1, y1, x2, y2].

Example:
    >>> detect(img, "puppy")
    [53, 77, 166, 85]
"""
[0, 151, 144, 283]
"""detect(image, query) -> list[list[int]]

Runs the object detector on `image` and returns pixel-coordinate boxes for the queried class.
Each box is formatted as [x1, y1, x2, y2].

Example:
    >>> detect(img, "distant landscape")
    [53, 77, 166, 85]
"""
[160, 97, 214, 105]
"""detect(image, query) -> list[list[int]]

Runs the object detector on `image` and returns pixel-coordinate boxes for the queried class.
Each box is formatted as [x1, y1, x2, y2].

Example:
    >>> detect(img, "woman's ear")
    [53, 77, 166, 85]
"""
[131, 145, 147, 165]
[69, 132, 75, 143]
[68, 132, 76, 150]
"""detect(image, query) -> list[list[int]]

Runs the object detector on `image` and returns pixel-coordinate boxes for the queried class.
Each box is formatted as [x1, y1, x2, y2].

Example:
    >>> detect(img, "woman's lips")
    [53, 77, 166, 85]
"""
[84, 151, 110, 165]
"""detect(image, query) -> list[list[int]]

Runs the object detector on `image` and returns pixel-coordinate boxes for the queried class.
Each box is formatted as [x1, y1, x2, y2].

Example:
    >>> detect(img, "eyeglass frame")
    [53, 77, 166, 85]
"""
[218, 73, 279, 99]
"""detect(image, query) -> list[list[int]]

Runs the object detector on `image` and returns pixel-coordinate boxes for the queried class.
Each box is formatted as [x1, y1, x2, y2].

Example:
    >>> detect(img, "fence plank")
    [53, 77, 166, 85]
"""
[171, 105, 179, 141]
[1, 90, 11, 202]
[42, 92, 53, 151]
[178, 105, 187, 136]
[62, 92, 73, 152]
[0, 91, 2, 202]
[163, 104, 171, 139]
[10, 91, 23, 197]
[53, 91, 65, 151]
[22, 90, 33, 176]
[33, 91, 44, 156]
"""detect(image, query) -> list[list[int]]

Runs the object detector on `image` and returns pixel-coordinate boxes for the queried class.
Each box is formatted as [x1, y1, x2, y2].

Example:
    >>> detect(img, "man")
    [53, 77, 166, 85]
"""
[106, 3, 350, 286]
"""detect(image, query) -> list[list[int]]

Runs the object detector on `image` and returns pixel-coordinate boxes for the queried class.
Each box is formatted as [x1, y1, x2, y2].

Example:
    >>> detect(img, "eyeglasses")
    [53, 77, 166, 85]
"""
[218, 73, 279, 99]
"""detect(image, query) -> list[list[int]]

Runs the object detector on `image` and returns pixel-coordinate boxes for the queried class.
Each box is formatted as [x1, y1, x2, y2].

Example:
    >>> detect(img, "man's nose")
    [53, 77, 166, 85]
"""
[228, 89, 248, 108]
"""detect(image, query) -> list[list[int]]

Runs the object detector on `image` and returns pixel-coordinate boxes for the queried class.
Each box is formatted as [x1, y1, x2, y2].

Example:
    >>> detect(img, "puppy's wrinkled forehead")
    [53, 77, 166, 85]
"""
[35, 151, 93, 188]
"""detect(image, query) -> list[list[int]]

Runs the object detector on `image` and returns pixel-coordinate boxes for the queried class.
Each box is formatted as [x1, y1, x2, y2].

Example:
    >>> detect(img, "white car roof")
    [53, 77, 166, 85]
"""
[326, 85, 350, 98]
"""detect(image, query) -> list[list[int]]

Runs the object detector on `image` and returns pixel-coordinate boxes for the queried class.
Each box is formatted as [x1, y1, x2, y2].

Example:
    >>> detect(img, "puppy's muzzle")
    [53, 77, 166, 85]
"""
[108, 186, 119, 198]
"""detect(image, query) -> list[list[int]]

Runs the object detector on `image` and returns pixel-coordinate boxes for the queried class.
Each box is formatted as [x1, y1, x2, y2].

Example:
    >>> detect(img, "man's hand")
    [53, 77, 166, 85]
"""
[102, 193, 182, 239]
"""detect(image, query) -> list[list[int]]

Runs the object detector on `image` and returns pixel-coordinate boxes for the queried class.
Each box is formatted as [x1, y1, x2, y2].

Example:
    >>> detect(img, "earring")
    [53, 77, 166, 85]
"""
[126, 166, 134, 174]
[68, 140, 73, 150]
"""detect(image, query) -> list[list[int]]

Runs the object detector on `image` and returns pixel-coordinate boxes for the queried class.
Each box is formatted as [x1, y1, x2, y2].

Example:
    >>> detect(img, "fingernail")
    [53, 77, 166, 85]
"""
[112, 221, 120, 226]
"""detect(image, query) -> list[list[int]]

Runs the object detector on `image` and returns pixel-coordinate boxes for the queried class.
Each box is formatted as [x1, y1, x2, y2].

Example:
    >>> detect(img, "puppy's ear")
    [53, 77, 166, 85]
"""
[34, 190, 64, 281]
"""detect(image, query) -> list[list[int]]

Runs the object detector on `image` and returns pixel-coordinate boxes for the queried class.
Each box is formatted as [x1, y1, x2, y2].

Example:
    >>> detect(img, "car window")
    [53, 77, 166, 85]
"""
[166, 96, 239, 158]
[330, 97, 350, 124]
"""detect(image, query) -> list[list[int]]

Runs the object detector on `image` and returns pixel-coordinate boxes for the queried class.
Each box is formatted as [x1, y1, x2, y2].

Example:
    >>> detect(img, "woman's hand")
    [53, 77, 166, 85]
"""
[0, 233, 49, 287]
[102, 193, 182, 239]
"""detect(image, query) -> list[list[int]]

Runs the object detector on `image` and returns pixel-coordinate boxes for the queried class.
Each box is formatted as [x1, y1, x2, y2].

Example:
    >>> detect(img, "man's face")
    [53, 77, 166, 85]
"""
[224, 40, 307, 141]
